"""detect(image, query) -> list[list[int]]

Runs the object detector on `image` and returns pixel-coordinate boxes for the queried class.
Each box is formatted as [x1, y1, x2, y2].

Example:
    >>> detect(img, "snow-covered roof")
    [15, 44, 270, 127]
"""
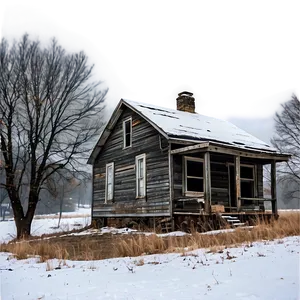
[123, 99, 276, 152]
[88, 98, 287, 164]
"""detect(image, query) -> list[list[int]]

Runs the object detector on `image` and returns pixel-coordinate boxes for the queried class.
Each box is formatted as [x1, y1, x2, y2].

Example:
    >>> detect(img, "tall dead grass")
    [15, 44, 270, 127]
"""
[1, 212, 299, 261]
[114, 212, 300, 257]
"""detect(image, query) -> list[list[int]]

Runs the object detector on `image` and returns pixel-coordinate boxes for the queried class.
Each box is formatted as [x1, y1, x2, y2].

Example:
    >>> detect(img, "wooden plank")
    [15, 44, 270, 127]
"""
[92, 212, 169, 218]
[235, 156, 241, 212]
[168, 145, 175, 230]
[204, 152, 211, 214]
[170, 142, 210, 155]
[271, 160, 277, 214]
[208, 145, 289, 162]
[115, 164, 135, 172]
[240, 197, 276, 202]
[211, 205, 225, 213]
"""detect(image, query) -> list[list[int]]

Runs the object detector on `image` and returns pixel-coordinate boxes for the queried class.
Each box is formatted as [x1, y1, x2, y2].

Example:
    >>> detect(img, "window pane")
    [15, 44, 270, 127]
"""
[187, 178, 203, 192]
[139, 179, 144, 189]
[241, 166, 253, 179]
[125, 120, 131, 132]
[107, 183, 112, 200]
[187, 160, 203, 178]
[138, 178, 144, 196]
[125, 133, 131, 147]
[107, 166, 112, 183]
[241, 181, 254, 198]
[124, 120, 131, 147]
[138, 159, 144, 177]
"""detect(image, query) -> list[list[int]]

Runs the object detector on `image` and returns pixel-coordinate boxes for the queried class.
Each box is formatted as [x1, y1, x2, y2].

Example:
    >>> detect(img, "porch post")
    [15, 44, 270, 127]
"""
[235, 156, 241, 212]
[271, 160, 277, 215]
[204, 152, 211, 214]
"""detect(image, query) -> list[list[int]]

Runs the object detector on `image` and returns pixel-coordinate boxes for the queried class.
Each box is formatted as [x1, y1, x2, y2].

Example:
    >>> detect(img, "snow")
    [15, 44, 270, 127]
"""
[0, 209, 91, 243]
[123, 99, 277, 152]
[0, 236, 299, 300]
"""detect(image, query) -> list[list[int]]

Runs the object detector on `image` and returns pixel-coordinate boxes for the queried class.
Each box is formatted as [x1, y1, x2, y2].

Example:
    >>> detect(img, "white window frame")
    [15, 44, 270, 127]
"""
[105, 162, 114, 203]
[135, 153, 146, 198]
[123, 117, 132, 149]
[184, 156, 204, 196]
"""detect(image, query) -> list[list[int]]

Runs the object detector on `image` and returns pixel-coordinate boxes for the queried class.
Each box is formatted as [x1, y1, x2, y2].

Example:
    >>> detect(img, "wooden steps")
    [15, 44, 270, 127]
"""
[220, 215, 245, 228]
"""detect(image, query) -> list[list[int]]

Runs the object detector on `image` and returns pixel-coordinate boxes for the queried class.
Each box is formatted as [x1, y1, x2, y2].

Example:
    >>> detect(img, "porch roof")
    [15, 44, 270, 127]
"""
[170, 141, 290, 162]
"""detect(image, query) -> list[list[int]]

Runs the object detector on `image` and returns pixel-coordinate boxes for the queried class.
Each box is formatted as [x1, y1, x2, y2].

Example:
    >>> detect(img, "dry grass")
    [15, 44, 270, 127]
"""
[113, 212, 300, 257]
[1, 212, 299, 261]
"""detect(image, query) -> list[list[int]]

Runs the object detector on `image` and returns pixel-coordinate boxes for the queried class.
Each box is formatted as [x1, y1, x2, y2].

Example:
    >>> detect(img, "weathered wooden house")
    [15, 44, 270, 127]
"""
[88, 92, 290, 230]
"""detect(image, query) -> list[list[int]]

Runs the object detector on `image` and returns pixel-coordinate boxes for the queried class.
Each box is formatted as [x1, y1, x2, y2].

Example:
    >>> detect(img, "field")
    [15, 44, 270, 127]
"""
[0, 210, 299, 299]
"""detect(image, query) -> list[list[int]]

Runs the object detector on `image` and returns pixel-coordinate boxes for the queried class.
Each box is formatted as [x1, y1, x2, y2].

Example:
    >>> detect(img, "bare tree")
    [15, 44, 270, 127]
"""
[0, 34, 107, 238]
[0, 186, 10, 221]
[45, 168, 79, 227]
[271, 94, 300, 203]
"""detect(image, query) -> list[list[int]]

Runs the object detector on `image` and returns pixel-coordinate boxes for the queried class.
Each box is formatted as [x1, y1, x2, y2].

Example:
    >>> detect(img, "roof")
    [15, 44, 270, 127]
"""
[87, 98, 285, 164]
[123, 99, 275, 152]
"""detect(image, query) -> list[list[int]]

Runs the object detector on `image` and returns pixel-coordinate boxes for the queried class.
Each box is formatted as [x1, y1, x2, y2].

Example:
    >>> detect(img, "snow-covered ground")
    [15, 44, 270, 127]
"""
[0, 208, 91, 243]
[0, 236, 299, 300]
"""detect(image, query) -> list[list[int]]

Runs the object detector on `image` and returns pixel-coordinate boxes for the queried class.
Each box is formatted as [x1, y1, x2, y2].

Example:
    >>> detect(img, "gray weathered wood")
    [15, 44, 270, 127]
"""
[235, 156, 241, 211]
[204, 152, 211, 213]
[170, 142, 210, 155]
[271, 160, 277, 214]
[240, 197, 276, 201]
[207, 145, 289, 162]
[92, 108, 171, 218]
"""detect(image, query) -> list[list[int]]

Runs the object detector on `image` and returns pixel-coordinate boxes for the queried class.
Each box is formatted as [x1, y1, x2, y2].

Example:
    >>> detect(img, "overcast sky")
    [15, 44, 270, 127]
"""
[0, 0, 299, 143]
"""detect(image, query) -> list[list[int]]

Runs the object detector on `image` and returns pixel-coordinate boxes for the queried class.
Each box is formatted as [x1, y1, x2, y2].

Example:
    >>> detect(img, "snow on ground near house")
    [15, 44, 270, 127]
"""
[61, 226, 244, 239]
[0, 236, 299, 300]
[66, 227, 188, 237]
[0, 208, 91, 243]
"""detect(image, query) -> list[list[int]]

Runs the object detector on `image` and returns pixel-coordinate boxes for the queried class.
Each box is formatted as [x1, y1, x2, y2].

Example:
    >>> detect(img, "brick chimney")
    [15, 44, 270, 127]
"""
[176, 91, 195, 113]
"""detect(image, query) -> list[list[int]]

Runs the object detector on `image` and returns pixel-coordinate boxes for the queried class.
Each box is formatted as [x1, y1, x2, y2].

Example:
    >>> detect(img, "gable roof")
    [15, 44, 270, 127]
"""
[88, 98, 281, 164]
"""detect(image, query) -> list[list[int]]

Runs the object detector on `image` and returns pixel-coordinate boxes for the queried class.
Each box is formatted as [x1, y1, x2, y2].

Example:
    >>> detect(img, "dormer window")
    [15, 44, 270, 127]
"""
[123, 117, 132, 148]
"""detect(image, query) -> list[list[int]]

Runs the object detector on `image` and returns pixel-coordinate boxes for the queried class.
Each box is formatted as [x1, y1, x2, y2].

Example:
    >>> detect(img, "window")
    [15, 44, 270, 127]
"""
[123, 117, 132, 148]
[105, 162, 114, 203]
[184, 157, 204, 194]
[240, 165, 255, 198]
[136, 154, 146, 198]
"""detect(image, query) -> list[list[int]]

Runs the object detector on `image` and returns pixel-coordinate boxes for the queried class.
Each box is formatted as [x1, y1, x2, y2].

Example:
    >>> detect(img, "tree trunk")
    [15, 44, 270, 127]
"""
[11, 192, 38, 239]
[15, 217, 33, 239]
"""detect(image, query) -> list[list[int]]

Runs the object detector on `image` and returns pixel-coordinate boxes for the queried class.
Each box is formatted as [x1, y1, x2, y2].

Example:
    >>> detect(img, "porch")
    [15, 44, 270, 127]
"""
[170, 142, 289, 217]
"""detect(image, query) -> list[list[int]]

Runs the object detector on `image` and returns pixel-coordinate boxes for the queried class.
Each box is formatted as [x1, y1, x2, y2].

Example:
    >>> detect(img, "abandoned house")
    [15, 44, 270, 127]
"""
[88, 92, 290, 230]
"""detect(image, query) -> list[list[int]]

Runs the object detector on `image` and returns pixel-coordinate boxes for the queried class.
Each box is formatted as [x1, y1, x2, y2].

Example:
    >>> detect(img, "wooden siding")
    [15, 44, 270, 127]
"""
[93, 107, 170, 218]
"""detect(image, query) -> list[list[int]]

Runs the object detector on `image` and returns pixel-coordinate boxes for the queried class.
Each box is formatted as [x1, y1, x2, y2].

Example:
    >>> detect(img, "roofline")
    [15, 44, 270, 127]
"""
[87, 99, 170, 164]
[168, 137, 282, 155]
[170, 140, 291, 161]
[87, 100, 125, 164]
